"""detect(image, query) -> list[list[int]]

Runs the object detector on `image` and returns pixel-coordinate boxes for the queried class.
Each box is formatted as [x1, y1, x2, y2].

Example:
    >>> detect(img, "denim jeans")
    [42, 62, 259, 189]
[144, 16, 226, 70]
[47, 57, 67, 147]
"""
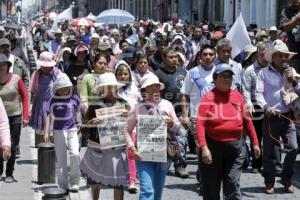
[173, 126, 188, 168]
[136, 160, 170, 200]
[262, 115, 298, 185]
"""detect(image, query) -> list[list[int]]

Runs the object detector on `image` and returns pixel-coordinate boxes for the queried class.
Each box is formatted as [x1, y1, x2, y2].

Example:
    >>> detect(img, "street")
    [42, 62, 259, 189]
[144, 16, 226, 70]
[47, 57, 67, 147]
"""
[0, 127, 300, 200]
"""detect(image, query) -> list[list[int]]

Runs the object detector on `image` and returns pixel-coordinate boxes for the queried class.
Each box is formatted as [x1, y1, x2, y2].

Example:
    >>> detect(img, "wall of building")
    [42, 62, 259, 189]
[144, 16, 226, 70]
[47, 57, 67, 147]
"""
[54, 0, 285, 28]
[221, 0, 278, 28]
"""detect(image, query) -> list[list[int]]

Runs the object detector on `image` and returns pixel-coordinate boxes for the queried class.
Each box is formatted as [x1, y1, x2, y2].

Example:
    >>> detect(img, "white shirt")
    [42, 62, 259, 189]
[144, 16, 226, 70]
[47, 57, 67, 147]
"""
[8, 54, 15, 73]
[180, 65, 215, 118]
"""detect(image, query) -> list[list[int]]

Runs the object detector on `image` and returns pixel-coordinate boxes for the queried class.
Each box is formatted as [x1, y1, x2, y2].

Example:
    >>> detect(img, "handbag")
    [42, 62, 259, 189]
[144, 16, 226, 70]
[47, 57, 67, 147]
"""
[167, 135, 181, 160]
[143, 101, 181, 160]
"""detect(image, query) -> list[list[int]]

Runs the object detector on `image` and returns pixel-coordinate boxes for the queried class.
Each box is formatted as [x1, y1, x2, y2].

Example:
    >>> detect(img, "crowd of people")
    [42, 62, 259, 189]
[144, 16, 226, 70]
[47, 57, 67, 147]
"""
[1, 1, 300, 200]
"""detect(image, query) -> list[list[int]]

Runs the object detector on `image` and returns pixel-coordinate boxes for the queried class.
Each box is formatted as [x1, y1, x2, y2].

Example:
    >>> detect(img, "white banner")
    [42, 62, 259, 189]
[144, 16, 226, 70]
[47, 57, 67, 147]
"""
[137, 115, 167, 163]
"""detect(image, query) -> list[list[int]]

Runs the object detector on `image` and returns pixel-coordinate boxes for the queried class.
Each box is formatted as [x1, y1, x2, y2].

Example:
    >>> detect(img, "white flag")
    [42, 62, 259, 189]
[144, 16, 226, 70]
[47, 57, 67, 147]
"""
[50, 7, 73, 33]
[226, 13, 251, 58]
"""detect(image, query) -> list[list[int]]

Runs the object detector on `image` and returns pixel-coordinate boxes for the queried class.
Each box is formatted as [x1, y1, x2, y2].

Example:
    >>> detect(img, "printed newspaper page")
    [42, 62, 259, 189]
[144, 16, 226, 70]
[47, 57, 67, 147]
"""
[137, 115, 167, 162]
[94, 105, 127, 149]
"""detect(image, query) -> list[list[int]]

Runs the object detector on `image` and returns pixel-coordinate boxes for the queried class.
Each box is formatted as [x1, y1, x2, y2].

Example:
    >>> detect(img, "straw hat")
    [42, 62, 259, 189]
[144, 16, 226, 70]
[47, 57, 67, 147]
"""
[256, 30, 268, 38]
[140, 73, 164, 90]
[244, 45, 257, 60]
[98, 41, 111, 51]
[265, 40, 297, 63]
[37, 51, 56, 67]
[54, 29, 63, 35]
[269, 26, 278, 33]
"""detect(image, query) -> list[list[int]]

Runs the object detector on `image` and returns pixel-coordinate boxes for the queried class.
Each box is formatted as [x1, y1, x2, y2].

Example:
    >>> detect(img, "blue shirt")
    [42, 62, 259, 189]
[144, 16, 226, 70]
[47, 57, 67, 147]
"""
[255, 65, 289, 113]
[49, 39, 62, 56]
[82, 33, 91, 45]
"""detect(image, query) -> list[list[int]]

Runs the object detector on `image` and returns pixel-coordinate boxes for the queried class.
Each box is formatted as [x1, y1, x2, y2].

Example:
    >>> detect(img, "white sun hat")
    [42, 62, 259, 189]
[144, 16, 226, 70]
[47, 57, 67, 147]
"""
[93, 72, 124, 94]
[140, 73, 164, 90]
[36, 51, 56, 67]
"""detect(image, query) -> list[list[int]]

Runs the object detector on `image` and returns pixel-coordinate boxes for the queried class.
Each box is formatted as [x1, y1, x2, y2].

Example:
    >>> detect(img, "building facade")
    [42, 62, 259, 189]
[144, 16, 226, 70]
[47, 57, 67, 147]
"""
[221, 0, 289, 28]
[35, 0, 290, 28]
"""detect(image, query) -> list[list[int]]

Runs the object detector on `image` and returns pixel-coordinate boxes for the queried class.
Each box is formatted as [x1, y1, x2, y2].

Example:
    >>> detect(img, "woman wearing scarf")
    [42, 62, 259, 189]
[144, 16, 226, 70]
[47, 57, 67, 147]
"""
[57, 47, 72, 73]
[115, 60, 141, 193]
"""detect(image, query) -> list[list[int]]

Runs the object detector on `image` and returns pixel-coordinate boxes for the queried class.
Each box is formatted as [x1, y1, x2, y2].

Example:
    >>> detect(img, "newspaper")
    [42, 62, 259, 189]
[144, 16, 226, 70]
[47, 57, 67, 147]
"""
[137, 115, 167, 162]
[94, 105, 127, 149]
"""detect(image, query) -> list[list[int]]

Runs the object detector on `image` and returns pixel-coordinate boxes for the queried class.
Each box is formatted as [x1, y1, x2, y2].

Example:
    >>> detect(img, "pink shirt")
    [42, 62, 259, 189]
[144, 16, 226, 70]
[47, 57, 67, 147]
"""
[123, 98, 180, 148]
[0, 98, 10, 147]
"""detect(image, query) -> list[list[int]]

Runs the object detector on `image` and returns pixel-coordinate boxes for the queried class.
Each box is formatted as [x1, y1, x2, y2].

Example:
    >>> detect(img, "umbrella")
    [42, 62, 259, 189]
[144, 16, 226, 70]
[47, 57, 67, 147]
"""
[96, 9, 135, 25]
[86, 12, 96, 21]
[71, 17, 94, 27]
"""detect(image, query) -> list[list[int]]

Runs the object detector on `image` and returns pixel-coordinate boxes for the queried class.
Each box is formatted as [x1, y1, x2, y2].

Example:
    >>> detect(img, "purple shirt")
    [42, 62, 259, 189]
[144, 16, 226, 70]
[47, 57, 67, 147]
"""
[255, 65, 289, 113]
[47, 95, 82, 130]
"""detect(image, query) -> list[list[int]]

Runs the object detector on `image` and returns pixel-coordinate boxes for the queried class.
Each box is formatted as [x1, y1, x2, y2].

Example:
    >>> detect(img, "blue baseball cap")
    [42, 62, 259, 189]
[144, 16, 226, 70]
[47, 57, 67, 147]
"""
[214, 63, 234, 75]
[121, 46, 135, 59]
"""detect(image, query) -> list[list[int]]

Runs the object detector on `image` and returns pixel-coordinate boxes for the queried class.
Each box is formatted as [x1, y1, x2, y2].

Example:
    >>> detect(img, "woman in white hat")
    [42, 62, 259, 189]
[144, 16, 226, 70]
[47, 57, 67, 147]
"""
[80, 72, 130, 200]
[124, 73, 180, 200]
[29, 51, 61, 143]
[43, 73, 82, 192]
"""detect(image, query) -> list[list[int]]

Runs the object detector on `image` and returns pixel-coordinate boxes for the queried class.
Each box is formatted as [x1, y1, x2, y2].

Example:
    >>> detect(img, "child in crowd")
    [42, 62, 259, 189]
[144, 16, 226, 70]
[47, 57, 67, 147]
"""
[115, 60, 141, 193]
[43, 73, 83, 192]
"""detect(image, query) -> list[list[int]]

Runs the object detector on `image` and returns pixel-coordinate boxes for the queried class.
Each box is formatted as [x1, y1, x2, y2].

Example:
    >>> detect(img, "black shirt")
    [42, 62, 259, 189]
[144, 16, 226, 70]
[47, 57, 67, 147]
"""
[280, 6, 300, 59]
[155, 67, 186, 115]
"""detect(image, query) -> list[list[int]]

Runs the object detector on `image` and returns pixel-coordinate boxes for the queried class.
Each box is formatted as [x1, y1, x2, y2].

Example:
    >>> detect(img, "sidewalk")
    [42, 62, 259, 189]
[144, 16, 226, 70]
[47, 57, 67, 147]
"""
[0, 127, 35, 200]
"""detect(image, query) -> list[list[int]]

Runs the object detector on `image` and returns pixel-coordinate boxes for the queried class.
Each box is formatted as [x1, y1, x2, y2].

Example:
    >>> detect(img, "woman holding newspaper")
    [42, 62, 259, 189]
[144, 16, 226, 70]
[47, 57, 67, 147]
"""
[80, 72, 130, 200]
[124, 73, 180, 200]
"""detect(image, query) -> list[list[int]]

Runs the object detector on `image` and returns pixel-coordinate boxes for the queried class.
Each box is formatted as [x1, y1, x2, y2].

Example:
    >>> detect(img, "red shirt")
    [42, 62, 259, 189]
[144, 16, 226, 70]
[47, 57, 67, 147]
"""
[196, 88, 258, 148]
